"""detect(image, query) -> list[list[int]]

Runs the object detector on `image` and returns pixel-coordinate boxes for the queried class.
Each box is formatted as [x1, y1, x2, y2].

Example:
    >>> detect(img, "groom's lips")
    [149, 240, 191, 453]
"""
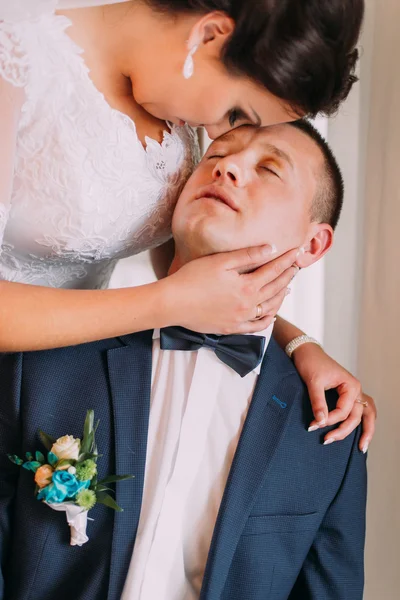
[195, 185, 239, 212]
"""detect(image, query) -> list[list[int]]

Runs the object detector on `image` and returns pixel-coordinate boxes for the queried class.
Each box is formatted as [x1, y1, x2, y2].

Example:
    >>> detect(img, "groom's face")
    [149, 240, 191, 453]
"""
[172, 124, 323, 260]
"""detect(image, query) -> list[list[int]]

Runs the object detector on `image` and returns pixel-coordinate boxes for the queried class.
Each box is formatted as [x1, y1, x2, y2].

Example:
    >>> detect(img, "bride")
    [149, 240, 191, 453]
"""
[0, 0, 375, 446]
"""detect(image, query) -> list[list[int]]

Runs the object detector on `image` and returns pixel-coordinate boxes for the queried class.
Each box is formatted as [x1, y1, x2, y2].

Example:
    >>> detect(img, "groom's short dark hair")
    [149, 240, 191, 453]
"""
[146, 0, 364, 117]
[289, 119, 344, 230]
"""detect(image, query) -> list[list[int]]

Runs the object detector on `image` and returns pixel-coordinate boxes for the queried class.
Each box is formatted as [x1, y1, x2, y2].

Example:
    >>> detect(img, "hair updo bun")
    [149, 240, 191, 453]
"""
[145, 0, 364, 117]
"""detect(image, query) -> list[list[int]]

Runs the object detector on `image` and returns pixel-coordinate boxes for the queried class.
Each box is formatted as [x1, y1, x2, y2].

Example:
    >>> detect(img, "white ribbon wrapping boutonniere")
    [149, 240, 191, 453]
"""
[8, 410, 133, 546]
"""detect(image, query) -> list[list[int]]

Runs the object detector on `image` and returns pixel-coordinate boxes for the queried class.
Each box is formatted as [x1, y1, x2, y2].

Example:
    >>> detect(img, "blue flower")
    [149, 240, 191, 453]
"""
[37, 471, 90, 504]
[37, 482, 67, 503]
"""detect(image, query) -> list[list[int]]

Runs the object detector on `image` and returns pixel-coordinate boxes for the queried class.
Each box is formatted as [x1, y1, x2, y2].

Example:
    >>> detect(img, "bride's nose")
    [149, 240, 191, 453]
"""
[212, 157, 248, 187]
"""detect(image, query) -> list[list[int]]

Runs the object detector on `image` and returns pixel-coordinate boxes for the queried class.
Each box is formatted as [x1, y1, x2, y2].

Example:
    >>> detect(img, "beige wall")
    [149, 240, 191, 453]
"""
[325, 1, 399, 597]
[358, 1, 400, 597]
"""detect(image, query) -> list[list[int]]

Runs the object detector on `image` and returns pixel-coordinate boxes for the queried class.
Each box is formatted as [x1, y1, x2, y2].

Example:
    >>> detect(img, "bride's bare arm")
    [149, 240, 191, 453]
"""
[0, 279, 170, 351]
[273, 314, 304, 348]
[0, 247, 298, 351]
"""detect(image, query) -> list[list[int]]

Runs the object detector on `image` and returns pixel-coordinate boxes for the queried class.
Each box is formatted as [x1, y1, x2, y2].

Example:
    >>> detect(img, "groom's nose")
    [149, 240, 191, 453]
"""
[212, 156, 249, 187]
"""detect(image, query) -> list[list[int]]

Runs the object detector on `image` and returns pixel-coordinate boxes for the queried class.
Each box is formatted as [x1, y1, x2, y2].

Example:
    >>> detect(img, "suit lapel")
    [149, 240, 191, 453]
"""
[106, 330, 153, 600]
[200, 339, 299, 600]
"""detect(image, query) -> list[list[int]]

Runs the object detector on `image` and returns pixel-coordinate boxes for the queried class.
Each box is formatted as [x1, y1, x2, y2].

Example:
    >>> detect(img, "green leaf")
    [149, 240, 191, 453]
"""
[35, 451, 45, 463]
[81, 439, 95, 456]
[91, 420, 100, 456]
[47, 452, 58, 466]
[87, 431, 94, 449]
[7, 454, 23, 466]
[22, 461, 41, 472]
[94, 485, 114, 493]
[98, 474, 134, 485]
[39, 431, 56, 452]
[81, 410, 94, 454]
[96, 492, 123, 512]
[25, 452, 33, 461]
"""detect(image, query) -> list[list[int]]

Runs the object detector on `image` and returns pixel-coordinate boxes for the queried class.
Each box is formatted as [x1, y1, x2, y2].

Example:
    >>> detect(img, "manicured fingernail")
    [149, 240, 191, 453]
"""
[362, 442, 369, 454]
[285, 288, 291, 296]
[296, 247, 305, 258]
[308, 425, 319, 433]
[324, 438, 336, 446]
[316, 411, 326, 425]
[263, 244, 277, 256]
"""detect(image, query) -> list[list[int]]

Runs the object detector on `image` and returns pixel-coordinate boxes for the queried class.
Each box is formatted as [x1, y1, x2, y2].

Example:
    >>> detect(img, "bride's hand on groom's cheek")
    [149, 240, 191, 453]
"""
[165, 245, 299, 335]
[293, 343, 377, 452]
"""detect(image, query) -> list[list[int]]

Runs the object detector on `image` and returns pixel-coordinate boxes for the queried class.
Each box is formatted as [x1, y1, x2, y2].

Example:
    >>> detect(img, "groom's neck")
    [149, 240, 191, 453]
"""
[168, 247, 206, 276]
[168, 254, 184, 276]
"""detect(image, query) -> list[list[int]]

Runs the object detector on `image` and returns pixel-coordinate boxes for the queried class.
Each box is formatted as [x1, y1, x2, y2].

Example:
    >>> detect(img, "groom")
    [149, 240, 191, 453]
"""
[0, 122, 367, 600]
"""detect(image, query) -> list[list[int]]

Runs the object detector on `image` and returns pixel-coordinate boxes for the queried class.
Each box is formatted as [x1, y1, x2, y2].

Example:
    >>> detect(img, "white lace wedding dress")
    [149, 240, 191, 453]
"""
[0, 0, 199, 289]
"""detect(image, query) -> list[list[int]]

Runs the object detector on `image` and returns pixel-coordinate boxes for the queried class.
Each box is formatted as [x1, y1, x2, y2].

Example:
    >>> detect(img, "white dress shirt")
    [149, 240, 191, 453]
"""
[121, 325, 273, 600]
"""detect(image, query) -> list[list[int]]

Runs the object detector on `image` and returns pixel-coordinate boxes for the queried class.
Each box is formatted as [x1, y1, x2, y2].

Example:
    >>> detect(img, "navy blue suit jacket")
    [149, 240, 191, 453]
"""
[0, 332, 367, 600]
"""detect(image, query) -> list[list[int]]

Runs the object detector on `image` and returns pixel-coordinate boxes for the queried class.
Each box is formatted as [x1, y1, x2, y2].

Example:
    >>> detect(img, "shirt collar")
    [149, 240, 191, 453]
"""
[251, 324, 273, 375]
[153, 324, 274, 376]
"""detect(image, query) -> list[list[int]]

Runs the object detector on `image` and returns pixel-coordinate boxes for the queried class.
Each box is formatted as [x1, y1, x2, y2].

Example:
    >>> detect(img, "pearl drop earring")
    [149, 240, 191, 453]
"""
[183, 44, 199, 79]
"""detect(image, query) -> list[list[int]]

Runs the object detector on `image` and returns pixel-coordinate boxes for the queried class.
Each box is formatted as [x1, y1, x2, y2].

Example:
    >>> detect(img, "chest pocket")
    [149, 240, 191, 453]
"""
[241, 511, 321, 536]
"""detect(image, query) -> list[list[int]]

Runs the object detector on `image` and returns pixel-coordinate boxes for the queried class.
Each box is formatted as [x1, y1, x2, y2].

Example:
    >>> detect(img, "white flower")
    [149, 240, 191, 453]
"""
[68, 466, 77, 475]
[51, 435, 81, 461]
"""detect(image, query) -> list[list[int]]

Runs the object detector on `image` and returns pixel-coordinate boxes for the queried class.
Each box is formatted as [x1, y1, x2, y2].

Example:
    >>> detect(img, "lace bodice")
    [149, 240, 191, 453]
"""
[0, 1, 200, 289]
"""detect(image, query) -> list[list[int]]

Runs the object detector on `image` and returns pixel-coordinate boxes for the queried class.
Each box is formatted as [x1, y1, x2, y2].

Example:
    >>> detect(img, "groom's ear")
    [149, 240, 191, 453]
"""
[295, 223, 334, 268]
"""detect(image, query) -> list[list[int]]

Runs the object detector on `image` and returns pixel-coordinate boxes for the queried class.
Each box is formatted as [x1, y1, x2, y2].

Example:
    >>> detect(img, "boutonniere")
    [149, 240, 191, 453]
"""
[8, 410, 133, 546]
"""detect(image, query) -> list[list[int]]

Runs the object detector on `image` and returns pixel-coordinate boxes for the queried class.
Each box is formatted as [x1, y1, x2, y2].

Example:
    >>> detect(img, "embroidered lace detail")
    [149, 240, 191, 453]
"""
[0, 10, 200, 288]
[0, 21, 30, 86]
[0, 0, 57, 24]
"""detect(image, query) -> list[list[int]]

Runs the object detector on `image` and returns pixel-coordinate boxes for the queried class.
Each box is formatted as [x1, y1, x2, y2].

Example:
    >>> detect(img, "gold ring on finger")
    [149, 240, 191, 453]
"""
[255, 304, 263, 320]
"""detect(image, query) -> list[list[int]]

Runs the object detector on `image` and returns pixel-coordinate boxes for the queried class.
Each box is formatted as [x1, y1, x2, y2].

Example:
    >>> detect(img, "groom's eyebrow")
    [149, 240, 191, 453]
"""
[262, 142, 294, 170]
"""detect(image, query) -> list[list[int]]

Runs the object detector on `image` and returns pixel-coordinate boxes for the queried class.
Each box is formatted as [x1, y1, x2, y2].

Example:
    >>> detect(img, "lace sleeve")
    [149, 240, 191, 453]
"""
[0, 21, 26, 252]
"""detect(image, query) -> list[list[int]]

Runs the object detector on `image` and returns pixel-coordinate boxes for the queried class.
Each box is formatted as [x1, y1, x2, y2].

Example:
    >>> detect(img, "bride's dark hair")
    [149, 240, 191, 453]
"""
[145, 0, 364, 117]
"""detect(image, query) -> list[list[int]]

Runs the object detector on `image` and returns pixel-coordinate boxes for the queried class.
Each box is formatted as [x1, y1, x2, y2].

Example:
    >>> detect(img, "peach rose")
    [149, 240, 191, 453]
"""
[51, 435, 81, 460]
[34, 464, 54, 489]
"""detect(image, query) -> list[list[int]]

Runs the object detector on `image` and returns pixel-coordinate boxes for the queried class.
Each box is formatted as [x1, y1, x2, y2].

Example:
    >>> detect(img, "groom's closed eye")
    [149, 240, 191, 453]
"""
[259, 164, 280, 178]
[262, 144, 294, 172]
[207, 154, 226, 160]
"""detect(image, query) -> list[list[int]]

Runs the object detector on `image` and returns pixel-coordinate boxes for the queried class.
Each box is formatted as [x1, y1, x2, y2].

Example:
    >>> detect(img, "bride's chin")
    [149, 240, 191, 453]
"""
[139, 101, 166, 120]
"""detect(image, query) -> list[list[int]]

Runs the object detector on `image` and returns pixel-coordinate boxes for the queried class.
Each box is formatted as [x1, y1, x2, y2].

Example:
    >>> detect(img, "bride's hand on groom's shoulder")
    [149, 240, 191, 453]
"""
[293, 342, 377, 453]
